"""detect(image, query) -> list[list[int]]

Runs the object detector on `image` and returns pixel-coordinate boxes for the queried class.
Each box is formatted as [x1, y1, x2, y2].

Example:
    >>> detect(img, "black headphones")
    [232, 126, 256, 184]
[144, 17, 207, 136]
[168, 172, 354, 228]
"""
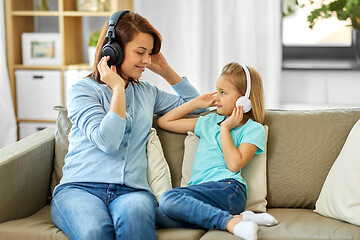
[101, 10, 130, 66]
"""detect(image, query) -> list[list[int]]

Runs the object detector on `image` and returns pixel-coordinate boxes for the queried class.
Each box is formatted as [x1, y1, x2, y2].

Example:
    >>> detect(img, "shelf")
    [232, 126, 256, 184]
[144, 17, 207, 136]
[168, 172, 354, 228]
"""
[17, 119, 56, 123]
[14, 64, 62, 70]
[66, 63, 92, 70]
[63, 11, 113, 17]
[12, 10, 115, 17]
[12, 11, 60, 16]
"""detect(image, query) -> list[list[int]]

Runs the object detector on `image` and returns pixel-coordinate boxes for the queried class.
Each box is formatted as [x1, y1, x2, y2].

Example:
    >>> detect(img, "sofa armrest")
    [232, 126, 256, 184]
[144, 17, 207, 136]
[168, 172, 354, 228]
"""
[0, 128, 55, 223]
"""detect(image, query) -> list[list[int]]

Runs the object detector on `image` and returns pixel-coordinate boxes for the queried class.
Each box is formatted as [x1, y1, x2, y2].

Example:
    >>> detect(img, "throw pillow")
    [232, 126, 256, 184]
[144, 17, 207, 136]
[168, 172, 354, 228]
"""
[181, 125, 269, 213]
[147, 128, 173, 202]
[50, 106, 72, 194]
[315, 119, 360, 226]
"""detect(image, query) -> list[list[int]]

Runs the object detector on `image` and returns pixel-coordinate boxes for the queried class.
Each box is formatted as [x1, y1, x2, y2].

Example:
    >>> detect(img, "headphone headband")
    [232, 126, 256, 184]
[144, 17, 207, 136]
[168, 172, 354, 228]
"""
[239, 64, 251, 99]
[105, 10, 130, 42]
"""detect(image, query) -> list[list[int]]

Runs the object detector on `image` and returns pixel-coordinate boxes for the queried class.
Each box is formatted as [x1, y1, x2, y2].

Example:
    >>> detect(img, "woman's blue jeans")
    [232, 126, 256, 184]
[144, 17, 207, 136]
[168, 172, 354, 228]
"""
[156, 179, 247, 231]
[51, 182, 158, 240]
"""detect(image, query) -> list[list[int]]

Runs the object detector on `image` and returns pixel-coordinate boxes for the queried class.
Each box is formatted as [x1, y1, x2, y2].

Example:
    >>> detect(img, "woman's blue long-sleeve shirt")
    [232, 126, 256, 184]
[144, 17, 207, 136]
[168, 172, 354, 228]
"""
[58, 77, 202, 192]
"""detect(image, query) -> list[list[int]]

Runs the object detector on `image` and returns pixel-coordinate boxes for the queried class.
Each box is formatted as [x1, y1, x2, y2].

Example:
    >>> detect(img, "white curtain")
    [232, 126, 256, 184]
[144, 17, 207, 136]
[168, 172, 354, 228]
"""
[134, 0, 282, 109]
[0, 0, 17, 148]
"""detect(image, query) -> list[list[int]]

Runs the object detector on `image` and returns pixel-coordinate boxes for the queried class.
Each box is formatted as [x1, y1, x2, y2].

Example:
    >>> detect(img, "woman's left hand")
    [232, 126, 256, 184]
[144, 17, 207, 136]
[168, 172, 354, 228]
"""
[221, 106, 244, 130]
[147, 52, 170, 77]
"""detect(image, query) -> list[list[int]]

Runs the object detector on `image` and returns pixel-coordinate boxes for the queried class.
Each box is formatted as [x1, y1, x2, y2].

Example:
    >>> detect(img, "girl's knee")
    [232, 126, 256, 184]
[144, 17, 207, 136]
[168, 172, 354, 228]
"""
[160, 188, 178, 204]
[159, 189, 182, 214]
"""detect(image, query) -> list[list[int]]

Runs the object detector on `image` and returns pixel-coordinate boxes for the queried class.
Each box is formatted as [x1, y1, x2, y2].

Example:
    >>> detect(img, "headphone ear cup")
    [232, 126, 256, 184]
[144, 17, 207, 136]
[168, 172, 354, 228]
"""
[236, 96, 252, 113]
[101, 41, 124, 66]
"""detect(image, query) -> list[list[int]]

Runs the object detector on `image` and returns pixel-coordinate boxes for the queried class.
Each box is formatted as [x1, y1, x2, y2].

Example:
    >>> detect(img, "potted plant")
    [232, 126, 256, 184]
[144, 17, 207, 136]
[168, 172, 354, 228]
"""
[88, 30, 100, 67]
[306, 0, 360, 29]
[303, 0, 360, 63]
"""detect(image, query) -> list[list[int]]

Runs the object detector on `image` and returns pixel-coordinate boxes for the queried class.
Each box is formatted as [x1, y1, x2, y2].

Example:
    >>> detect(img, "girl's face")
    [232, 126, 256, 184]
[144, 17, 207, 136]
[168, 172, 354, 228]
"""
[120, 32, 154, 80]
[214, 76, 241, 116]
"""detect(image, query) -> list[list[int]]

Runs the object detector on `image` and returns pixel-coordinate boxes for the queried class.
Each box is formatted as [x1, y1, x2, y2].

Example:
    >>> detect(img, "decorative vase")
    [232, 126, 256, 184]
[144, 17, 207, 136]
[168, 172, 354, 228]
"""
[352, 29, 360, 64]
[76, 0, 99, 12]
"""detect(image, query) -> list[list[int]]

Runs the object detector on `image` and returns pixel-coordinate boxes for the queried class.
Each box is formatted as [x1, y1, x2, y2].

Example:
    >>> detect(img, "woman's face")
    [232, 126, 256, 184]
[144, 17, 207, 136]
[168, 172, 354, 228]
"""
[120, 32, 154, 80]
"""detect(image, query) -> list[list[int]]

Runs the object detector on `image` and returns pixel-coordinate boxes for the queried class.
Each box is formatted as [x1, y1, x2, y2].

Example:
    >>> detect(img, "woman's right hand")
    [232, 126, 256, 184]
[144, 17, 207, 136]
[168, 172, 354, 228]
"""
[97, 56, 126, 90]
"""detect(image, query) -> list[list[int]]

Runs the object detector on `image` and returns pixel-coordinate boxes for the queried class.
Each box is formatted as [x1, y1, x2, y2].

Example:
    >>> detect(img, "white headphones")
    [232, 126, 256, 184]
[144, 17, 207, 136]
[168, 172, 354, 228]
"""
[235, 64, 252, 113]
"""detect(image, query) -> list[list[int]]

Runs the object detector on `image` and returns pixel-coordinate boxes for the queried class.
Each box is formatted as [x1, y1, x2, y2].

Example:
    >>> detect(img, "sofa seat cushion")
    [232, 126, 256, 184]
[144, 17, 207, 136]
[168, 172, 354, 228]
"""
[0, 205, 68, 240]
[156, 228, 206, 240]
[0, 204, 206, 240]
[200, 208, 360, 240]
[262, 208, 360, 240]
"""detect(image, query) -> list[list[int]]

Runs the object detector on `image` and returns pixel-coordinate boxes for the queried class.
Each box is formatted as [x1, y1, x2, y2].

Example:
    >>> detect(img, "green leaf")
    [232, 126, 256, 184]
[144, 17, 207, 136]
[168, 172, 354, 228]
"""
[88, 30, 100, 47]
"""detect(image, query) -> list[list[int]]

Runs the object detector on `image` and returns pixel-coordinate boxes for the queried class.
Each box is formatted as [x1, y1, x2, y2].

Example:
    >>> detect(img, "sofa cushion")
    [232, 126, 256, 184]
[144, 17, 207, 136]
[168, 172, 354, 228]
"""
[200, 209, 360, 240]
[51, 106, 71, 194]
[156, 228, 206, 240]
[315, 119, 360, 226]
[147, 128, 172, 202]
[153, 120, 188, 188]
[0, 205, 206, 240]
[180, 126, 269, 213]
[262, 208, 360, 240]
[264, 108, 360, 209]
[181, 131, 198, 187]
[0, 205, 68, 240]
[0, 128, 55, 223]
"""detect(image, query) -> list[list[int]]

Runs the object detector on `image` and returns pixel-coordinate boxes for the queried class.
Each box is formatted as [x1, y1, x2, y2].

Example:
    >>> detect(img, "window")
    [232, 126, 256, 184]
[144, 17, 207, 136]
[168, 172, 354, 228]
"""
[282, 0, 357, 67]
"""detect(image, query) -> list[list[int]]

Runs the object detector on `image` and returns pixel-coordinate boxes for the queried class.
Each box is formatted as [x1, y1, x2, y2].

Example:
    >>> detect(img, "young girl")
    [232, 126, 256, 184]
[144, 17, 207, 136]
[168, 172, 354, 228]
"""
[156, 63, 278, 240]
[51, 11, 205, 240]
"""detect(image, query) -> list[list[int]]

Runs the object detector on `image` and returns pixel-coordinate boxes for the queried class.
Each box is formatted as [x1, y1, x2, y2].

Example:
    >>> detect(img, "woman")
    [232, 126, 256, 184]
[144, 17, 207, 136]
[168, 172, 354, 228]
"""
[51, 11, 204, 240]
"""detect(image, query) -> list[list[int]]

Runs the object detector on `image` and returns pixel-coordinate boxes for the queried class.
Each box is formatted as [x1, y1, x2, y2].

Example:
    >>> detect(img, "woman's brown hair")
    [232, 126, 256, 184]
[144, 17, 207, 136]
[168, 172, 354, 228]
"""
[220, 63, 265, 124]
[88, 12, 162, 84]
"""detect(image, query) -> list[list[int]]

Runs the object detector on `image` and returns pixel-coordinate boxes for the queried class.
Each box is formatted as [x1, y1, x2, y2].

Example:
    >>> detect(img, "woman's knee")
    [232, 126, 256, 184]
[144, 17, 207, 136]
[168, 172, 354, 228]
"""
[51, 200, 114, 240]
[51, 188, 114, 239]
[111, 191, 157, 221]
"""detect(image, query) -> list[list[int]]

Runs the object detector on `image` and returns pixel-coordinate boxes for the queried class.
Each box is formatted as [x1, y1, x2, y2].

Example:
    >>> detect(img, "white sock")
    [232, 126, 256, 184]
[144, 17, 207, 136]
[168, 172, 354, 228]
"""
[242, 211, 278, 226]
[233, 221, 259, 240]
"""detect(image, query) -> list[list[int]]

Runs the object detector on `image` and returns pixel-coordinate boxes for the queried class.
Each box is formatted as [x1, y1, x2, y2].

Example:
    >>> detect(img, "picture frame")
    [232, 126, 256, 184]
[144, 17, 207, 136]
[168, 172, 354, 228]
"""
[22, 33, 61, 66]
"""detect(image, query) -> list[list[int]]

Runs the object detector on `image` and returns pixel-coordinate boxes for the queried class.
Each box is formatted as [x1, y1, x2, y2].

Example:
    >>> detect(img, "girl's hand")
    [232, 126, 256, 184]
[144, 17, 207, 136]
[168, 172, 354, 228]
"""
[221, 106, 244, 130]
[147, 52, 170, 77]
[97, 56, 126, 90]
[194, 92, 217, 109]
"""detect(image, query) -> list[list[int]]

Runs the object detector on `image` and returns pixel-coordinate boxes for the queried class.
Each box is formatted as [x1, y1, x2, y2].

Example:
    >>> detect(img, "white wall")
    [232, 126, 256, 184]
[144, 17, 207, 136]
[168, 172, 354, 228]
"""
[280, 70, 360, 110]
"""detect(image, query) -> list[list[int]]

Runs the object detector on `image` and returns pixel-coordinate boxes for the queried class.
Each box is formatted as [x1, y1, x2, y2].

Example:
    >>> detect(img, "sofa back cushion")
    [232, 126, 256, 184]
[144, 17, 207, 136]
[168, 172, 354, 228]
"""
[152, 118, 187, 188]
[264, 108, 360, 209]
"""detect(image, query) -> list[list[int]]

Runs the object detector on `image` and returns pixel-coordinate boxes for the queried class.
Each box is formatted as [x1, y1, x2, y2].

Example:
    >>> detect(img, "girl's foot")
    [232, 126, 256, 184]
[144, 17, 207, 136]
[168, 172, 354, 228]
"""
[241, 211, 278, 226]
[233, 221, 259, 240]
[226, 217, 258, 240]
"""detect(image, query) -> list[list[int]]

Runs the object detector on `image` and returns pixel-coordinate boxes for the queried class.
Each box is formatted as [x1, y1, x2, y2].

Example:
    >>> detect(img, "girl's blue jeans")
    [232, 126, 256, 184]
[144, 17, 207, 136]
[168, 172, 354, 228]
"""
[156, 178, 247, 231]
[51, 182, 158, 240]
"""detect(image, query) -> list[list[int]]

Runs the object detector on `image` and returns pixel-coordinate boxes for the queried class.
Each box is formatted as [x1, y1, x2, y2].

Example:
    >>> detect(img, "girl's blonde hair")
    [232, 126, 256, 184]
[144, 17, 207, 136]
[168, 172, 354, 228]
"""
[220, 62, 265, 124]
